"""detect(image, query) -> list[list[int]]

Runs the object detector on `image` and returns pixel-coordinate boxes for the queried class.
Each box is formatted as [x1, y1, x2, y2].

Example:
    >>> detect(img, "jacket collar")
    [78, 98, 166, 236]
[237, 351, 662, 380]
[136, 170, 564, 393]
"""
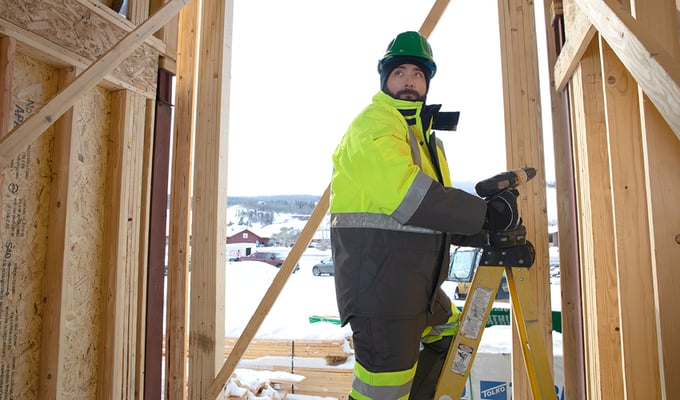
[373, 90, 424, 127]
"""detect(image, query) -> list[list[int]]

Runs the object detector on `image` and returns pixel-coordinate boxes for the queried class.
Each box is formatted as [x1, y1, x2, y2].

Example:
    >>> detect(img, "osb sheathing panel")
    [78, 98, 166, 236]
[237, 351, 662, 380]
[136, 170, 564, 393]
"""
[0, 52, 110, 399]
[1, 53, 55, 398]
[0, 0, 158, 95]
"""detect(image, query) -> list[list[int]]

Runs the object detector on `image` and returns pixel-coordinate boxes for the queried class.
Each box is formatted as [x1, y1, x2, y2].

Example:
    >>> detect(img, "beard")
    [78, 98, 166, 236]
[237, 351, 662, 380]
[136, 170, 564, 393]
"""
[390, 88, 426, 101]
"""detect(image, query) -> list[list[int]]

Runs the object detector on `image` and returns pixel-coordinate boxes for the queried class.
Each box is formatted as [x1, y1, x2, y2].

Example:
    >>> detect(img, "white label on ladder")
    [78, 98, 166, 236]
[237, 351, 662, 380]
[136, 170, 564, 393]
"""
[451, 343, 474, 375]
[460, 286, 493, 339]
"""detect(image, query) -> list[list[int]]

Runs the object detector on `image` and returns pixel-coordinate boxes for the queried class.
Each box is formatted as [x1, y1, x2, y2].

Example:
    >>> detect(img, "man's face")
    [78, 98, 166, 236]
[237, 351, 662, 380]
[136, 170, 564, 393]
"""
[385, 63, 428, 101]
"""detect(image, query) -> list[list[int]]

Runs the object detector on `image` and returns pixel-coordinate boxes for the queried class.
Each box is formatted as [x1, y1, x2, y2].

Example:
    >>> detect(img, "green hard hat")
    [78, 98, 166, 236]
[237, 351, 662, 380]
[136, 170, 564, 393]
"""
[378, 31, 437, 78]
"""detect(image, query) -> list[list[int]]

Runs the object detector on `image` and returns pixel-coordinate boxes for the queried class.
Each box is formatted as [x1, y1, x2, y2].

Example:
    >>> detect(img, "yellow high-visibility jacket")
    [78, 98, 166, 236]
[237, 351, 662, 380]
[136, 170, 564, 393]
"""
[330, 90, 486, 326]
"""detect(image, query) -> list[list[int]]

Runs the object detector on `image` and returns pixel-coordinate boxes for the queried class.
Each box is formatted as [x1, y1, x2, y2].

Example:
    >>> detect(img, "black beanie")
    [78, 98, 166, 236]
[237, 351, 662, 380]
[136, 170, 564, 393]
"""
[379, 56, 433, 92]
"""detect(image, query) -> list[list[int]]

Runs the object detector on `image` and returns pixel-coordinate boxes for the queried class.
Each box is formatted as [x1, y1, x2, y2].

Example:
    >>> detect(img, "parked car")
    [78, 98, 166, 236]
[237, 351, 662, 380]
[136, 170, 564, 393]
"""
[312, 256, 334, 276]
[235, 250, 300, 273]
[447, 246, 509, 301]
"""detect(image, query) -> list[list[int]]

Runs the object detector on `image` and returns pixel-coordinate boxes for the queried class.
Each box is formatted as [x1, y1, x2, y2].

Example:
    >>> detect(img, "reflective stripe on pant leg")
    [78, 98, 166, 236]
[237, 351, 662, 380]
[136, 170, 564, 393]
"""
[421, 301, 459, 344]
[350, 359, 416, 400]
[409, 301, 460, 399]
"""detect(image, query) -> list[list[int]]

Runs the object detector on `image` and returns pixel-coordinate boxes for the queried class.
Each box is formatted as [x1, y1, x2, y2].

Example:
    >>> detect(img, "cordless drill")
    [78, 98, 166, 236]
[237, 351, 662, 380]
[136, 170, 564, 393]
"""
[474, 167, 538, 267]
[477, 167, 537, 252]
[475, 167, 537, 199]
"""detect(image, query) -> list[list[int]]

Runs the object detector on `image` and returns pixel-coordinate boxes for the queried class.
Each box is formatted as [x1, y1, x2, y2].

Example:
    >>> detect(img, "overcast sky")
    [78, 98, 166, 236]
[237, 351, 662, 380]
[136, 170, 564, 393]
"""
[226, 0, 554, 197]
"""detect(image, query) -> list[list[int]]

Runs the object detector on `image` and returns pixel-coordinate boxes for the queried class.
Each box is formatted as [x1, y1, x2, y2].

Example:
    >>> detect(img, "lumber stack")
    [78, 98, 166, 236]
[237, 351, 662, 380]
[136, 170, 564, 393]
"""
[224, 336, 352, 365]
[225, 336, 354, 399]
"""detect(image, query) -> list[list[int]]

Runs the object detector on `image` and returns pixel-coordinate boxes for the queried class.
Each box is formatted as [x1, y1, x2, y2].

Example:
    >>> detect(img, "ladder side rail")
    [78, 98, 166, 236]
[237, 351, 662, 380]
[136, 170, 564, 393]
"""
[506, 266, 557, 399]
[435, 266, 504, 398]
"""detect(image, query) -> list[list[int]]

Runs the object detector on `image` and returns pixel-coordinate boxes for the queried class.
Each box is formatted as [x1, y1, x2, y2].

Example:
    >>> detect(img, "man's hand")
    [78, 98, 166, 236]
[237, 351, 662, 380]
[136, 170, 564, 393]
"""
[483, 189, 520, 232]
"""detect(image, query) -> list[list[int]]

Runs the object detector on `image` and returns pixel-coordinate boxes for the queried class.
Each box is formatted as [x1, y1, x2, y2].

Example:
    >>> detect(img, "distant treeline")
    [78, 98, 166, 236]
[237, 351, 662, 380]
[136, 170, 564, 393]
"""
[228, 195, 321, 215]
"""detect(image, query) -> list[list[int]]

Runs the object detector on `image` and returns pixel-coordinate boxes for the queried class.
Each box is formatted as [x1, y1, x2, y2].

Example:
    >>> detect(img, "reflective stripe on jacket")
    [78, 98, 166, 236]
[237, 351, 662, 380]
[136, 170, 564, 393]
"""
[330, 90, 487, 325]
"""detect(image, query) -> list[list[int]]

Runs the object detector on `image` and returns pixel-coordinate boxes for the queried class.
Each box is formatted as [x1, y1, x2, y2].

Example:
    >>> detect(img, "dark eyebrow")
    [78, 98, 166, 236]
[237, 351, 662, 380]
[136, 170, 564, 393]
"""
[394, 64, 423, 73]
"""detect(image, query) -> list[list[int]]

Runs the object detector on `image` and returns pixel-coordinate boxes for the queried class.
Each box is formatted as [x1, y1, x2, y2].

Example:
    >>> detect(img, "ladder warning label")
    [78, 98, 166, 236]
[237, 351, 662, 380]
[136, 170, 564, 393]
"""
[451, 343, 474, 375]
[460, 286, 493, 339]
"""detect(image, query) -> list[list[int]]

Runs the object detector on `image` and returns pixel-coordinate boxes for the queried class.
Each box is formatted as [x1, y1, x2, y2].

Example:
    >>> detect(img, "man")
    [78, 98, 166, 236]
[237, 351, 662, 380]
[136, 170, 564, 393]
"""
[330, 31, 519, 399]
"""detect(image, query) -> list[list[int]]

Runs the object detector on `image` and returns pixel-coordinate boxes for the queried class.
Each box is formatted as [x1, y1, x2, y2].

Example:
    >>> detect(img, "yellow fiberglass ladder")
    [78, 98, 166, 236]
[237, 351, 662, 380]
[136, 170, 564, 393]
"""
[436, 168, 556, 400]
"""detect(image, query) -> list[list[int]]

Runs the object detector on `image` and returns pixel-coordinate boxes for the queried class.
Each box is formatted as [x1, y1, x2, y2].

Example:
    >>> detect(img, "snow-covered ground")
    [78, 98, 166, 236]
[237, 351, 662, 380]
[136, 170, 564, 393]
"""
[225, 250, 563, 342]
[217, 206, 563, 398]
[223, 251, 564, 399]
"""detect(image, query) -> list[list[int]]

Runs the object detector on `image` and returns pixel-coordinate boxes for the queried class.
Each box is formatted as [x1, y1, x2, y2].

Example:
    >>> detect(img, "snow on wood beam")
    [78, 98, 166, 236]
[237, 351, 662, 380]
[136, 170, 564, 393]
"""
[574, 0, 680, 139]
[0, 0, 190, 168]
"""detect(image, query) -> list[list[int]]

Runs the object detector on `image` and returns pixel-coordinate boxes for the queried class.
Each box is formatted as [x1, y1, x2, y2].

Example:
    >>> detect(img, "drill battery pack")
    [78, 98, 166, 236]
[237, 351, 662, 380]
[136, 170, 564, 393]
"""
[489, 225, 527, 248]
[480, 241, 536, 268]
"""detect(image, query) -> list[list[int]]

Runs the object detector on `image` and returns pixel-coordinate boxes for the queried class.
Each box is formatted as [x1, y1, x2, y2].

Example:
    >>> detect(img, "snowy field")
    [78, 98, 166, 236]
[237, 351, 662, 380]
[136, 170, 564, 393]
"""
[225, 248, 563, 344]
[223, 250, 564, 399]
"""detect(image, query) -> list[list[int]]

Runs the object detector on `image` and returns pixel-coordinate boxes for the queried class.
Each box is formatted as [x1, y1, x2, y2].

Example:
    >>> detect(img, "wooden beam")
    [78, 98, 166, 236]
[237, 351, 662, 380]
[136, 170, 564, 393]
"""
[630, 1, 680, 397]
[419, 0, 450, 38]
[573, 0, 680, 139]
[136, 97, 155, 400]
[39, 66, 77, 400]
[98, 89, 142, 399]
[600, 37, 662, 400]
[128, 0, 151, 25]
[553, 6, 596, 91]
[0, 0, 190, 167]
[187, 0, 230, 397]
[569, 40, 625, 399]
[165, 0, 200, 398]
[151, 0, 179, 60]
[539, 0, 587, 397]
[496, 1, 554, 398]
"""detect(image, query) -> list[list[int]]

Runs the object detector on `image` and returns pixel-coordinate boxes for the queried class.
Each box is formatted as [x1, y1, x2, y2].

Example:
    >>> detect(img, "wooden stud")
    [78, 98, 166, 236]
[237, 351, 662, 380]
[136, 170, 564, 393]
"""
[630, 1, 680, 397]
[569, 40, 625, 399]
[136, 96, 156, 399]
[151, 0, 180, 61]
[39, 66, 77, 400]
[165, 0, 201, 398]
[497, 1, 554, 398]
[553, 6, 596, 91]
[98, 89, 147, 399]
[418, 0, 450, 38]
[128, 0, 151, 25]
[188, 0, 230, 397]
[538, 0, 587, 397]
[600, 37, 662, 400]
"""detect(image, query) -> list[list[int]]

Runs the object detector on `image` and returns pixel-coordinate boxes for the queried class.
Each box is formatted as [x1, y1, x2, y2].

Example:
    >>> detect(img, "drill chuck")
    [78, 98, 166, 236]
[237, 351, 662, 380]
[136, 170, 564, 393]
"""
[475, 167, 537, 198]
